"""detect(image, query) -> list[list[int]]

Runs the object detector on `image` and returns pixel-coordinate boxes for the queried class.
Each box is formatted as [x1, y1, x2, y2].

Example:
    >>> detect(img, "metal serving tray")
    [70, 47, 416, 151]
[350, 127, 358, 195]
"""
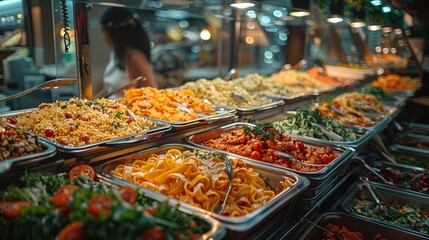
[226, 95, 285, 115]
[339, 181, 429, 237]
[0, 139, 56, 174]
[141, 107, 237, 130]
[98, 143, 310, 232]
[298, 212, 428, 240]
[184, 122, 354, 178]
[364, 161, 429, 197]
[268, 111, 377, 150]
[389, 144, 429, 169]
[0, 109, 172, 155]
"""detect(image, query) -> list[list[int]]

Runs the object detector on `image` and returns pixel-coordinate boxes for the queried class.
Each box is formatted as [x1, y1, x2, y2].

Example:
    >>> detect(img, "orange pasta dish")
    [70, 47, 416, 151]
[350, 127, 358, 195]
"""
[123, 87, 215, 122]
[111, 149, 294, 217]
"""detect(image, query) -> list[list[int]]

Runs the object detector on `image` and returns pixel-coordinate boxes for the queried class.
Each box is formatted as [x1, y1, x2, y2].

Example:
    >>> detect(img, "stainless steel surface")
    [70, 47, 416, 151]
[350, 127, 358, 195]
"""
[231, 91, 251, 105]
[213, 156, 233, 214]
[373, 135, 396, 163]
[302, 218, 343, 240]
[98, 143, 310, 231]
[0, 78, 77, 103]
[276, 150, 329, 167]
[184, 122, 354, 177]
[229, 95, 285, 114]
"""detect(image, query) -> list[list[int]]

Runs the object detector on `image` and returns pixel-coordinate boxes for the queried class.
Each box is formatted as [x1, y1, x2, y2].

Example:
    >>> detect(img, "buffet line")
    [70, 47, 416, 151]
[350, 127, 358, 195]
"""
[0, 67, 427, 240]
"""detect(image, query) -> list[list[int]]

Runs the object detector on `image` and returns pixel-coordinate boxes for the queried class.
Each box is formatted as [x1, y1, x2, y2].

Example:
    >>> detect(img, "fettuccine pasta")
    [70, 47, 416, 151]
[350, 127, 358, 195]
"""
[123, 87, 214, 122]
[111, 149, 293, 217]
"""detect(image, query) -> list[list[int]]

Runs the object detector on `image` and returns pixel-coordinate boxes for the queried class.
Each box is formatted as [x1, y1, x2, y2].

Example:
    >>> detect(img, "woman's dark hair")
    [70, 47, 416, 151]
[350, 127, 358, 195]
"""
[100, 7, 151, 70]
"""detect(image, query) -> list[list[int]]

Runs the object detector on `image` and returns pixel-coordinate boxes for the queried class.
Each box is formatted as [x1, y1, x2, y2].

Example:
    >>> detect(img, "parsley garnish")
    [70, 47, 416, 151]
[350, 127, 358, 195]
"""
[244, 123, 275, 140]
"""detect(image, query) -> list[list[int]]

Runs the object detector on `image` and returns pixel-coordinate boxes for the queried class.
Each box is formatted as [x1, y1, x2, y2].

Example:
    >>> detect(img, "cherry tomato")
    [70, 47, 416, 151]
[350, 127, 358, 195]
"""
[145, 207, 158, 215]
[252, 141, 263, 153]
[110, 103, 120, 109]
[51, 193, 72, 215]
[126, 117, 133, 124]
[140, 227, 167, 240]
[0, 200, 31, 218]
[250, 151, 261, 160]
[64, 112, 73, 119]
[59, 139, 69, 145]
[81, 115, 91, 121]
[45, 128, 55, 137]
[118, 186, 137, 205]
[320, 154, 332, 164]
[55, 184, 79, 196]
[56, 222, 87, 240]
[80, 134, 90, 144]
[7, 117, 17, 125]
[92, 105, 101, 111]
[6, 130, 17, 136]
[88, 194, 114, 217]
[69, 164, 95, 181]
[69, 125, 77, 132]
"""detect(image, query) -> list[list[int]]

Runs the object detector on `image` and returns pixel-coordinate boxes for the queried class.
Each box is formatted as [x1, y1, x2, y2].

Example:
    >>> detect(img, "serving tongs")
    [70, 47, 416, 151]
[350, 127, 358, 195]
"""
[0, 78, 77, 103]
[354, 157, 391, 185]
[276, 150, 329, 167]
[212, 156, 233, 214]
[309, 122, 343, 141]
[104, 76, 145, 98]
[361, 177, 388, 217]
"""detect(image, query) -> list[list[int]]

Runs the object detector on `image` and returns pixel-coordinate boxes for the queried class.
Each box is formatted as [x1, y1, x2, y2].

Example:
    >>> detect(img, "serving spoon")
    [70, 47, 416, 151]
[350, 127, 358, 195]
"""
[0, 78, 77, 103]
[310, 122, 344, 141]
[212, 156, 233, 214]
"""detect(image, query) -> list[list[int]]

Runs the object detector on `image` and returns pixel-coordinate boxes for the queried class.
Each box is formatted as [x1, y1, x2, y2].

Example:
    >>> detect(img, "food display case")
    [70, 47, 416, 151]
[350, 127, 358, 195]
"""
[0, 0, 426, 239]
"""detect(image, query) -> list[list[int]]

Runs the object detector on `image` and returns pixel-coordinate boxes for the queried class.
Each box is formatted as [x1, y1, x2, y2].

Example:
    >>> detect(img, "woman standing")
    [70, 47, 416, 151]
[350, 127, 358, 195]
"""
[99, 7, 158, 97]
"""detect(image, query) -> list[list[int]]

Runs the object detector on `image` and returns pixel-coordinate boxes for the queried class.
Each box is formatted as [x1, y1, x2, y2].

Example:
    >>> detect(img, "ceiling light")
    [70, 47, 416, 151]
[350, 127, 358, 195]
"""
[230, 3, 255, 9]
[290, 11, 310, 17]
[99, 2, 126, 7]
[327, 17, 343, 24]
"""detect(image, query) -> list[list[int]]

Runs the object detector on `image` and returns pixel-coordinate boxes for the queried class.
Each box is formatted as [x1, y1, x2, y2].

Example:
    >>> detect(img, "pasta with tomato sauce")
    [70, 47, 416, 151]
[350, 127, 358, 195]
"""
[201, 125, 339, 172]
[111, 149, 293, 217]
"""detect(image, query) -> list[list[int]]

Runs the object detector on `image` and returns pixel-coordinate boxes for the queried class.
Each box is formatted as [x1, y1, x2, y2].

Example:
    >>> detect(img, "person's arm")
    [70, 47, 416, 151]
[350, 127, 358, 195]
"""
[127, 51, 158, 88]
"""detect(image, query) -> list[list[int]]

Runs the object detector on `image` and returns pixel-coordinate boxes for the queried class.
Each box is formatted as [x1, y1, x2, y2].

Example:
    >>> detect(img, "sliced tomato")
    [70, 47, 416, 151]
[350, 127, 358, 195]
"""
[145, 207, 158, 215]
[118, 186, 137, 205]
[69, 164, 95, 181]
[56, 222, 87, 240]
[0, 200, 31, 218]
[140, 227, 167, 240]
[88, 194, 114, 217]
[7, 117, 17, 125]
[252, 141, 263, 153]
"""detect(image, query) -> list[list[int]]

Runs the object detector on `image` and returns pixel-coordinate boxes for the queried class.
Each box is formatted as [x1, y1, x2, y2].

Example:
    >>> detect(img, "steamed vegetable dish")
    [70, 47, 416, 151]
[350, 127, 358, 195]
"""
[393, 152, 429, 169]
[0, 167, 210, 240]
[273, 108, 359, 142]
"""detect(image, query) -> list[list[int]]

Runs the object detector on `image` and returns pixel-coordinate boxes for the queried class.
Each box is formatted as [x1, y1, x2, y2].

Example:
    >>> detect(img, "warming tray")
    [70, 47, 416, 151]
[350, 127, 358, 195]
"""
[339, 181, 429, 237]
[98, 143, 310, 232]
[298, 212, 428, 240]
[184, 122, 354, 177]
[364, 161, 429, 197]
[227, 95, 285, 116]
[0, 109, 172, 155]
[141, 107, 237, 130]
[0, 169, 226, 240]
[268, 111, 377, 150]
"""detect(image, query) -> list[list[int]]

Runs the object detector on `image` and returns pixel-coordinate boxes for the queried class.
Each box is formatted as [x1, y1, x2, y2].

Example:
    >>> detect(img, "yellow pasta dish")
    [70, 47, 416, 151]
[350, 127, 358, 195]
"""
[111, 149, 293, 217]
[123, 87, 214, 122]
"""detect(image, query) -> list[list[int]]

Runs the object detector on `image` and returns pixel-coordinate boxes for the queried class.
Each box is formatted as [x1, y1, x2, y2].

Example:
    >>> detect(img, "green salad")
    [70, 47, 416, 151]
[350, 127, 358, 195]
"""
[0, 170, 209, 240]
[357, 86, 397, 102]
[273, 108, 358, 141]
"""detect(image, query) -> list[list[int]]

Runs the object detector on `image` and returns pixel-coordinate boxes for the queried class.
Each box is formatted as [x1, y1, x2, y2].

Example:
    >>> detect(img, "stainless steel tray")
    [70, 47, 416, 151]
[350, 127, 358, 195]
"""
[0, 139, 56, 174]
[225, 95, 285, 115]
[141, 107, 237, 130]
[339, 181, 429, 237]
[0, 109, 172, 154]
[298, 212, 428, 240]
[268, 111, 377, 149]
[98, 143, 310, 232]
[184, 122, 354, 177]
[389, 144, 429, 169]
[364, 161, 429, 197]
